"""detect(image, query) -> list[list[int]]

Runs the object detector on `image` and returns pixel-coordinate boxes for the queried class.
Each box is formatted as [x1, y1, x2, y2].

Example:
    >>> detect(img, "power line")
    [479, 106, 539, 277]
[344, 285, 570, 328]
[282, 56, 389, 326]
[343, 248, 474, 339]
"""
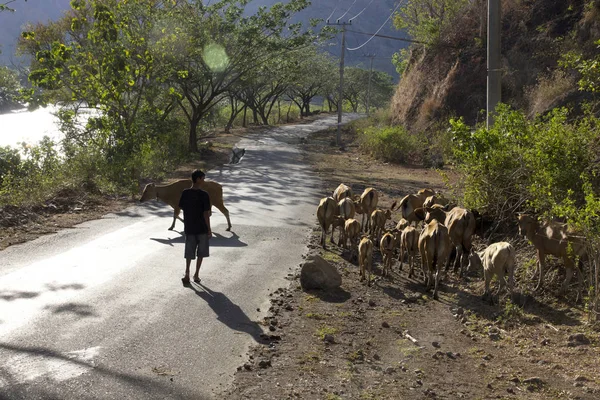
[346, 1, 404, 51]
[325, 0, 343, 22]
[336, 0, 357, 22]
[349, 0, 374, 22]
[347, 29, 459, 48]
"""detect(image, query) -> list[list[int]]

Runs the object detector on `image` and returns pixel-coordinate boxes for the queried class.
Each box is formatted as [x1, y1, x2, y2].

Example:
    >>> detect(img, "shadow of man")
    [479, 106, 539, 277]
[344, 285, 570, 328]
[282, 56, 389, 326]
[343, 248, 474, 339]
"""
[187, 283, 265, 343]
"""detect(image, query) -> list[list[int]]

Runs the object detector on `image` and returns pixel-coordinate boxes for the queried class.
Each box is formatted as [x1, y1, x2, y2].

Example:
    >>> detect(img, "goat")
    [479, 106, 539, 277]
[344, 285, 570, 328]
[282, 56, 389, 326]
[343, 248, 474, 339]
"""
[317, 197, 337, 248]
[467, 242, 516, 299]
[358, 188, 379, 232]
[380, 231, 396, 277]
[517, 214, 586, 296]
[344, 218, 361, 258]
[333, 183, 353, 203]
[358, 235, 374, 285]
[140, 179, 232, 231]
[420, 206, 476, 277]
[418, 219, 451, 300]
[400, 226, 420, 278]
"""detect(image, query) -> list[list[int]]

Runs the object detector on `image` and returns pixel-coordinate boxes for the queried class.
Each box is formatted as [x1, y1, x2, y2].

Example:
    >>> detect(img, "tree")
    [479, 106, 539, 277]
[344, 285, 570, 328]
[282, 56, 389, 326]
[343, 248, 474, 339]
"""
[21, 0, 179, 182]
[166, 0, 321, 152]
[286, 47, 336, 117]
[0, 66, 21, 112]
[393, 0, 469, 45]
[0, 0, 26, 13]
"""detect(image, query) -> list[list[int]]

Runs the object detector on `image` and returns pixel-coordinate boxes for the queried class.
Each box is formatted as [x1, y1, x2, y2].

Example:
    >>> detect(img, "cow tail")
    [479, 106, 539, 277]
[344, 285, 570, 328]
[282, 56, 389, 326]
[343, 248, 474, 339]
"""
[432, 229, 439, 271]
[462, 212, 472, 253]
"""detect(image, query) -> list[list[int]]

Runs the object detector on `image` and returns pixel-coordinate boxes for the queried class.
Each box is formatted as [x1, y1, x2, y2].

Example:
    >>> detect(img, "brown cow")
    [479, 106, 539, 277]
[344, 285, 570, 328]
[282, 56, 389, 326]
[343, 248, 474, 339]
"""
[344, 218, 362, 258]
[140, 179, 231, 231]
[421, 206, 476, 277]
[358, 188, 379, 232]
[418, 219, 451, 300]
[400, 226, 420, 278]
[359, 235, 375, 285]
[317, 197, 337, 248]
[333, 183, 353, 203]
[468, 242, 516, 299]
[517, 214, 586, 296]
[380, 231, 396, 277]
[336, 197, 356, 246]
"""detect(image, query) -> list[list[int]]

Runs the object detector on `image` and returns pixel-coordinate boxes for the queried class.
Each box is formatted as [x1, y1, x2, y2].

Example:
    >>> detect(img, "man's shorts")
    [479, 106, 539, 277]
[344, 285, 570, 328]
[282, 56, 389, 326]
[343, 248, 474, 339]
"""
[184, 234, 210, 259]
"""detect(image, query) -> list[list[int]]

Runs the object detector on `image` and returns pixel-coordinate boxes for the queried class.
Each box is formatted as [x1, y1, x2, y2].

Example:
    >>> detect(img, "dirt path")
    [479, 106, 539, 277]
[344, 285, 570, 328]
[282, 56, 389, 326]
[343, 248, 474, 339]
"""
[223, 126, 600, 399]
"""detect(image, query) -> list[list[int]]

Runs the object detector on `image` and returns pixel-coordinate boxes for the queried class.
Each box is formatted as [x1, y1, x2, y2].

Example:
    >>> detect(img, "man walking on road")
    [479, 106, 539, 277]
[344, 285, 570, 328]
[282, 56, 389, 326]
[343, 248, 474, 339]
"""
[179, 169, 212, 286]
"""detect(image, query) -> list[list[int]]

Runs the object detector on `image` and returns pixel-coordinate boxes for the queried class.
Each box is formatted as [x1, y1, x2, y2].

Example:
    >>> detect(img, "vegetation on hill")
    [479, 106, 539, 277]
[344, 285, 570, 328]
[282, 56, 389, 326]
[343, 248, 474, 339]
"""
[349, 0, 600, 317]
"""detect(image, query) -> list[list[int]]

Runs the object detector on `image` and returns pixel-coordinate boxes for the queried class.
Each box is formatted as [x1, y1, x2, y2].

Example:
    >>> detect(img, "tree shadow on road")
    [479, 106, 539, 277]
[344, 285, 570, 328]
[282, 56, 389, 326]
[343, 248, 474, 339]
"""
[188, 283, 264, 343]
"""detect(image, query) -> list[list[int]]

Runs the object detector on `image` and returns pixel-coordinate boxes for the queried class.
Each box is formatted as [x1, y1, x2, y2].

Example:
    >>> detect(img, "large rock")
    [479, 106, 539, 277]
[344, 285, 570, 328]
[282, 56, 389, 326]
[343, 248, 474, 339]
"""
[300, 254, 342, 290]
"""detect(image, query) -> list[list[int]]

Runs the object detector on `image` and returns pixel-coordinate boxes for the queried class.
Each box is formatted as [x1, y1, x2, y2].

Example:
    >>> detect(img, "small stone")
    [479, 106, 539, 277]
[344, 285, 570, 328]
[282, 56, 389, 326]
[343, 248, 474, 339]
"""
[270, 319, 278, 326]
[510, 377, 520, 383]
[243, 363, 252, 370]
[258, 359, 271, 369]
[487, 383, 493, 389]
[323, 334, 335, 344]
[269, 325, 277, 332]
[507, 388, 515, 394]
[523, 377, 544, 386]
[574, 382, 584, 387]
[482, 354, 493, 361]
[256, 308, 261, 312]
[568, 333, 590, 346]
[368, 299, 376, 307]
[541, 338, 550, 346]
[446, 352, 456, 359]
[575, 376, 589, 382]
[373, 353, 380, 361]
[432, 341, 440, 348]
[385, 367, 396, 374]
[382, 321, 390, 328]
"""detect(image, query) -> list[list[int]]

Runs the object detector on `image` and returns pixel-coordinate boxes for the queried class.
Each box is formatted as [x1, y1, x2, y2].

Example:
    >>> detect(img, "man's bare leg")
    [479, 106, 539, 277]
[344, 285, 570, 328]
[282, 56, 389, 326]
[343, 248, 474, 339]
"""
[193, 257, 203, 282]
[182, 258, 192, 285]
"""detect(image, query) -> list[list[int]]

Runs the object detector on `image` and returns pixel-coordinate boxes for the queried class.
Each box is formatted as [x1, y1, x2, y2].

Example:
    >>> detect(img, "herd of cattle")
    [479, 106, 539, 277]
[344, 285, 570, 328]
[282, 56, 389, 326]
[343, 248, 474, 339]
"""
[138, 178, 586, 302]
[317, 183, 587, 301]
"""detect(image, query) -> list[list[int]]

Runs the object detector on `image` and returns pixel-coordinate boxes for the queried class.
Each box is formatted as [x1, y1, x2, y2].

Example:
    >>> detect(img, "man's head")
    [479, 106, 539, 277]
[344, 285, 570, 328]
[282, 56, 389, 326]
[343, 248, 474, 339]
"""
[191, 169, 205, 183]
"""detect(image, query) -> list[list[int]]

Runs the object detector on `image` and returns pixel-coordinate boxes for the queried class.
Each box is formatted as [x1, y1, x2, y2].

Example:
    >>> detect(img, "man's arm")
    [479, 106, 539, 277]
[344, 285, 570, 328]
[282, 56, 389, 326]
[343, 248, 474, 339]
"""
[204, 210, 211, 237]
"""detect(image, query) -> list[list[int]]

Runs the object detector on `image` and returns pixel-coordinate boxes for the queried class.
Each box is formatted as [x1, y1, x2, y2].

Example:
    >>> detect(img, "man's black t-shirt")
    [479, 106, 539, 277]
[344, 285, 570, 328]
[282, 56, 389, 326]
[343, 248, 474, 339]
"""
[178, 188, 211, 234]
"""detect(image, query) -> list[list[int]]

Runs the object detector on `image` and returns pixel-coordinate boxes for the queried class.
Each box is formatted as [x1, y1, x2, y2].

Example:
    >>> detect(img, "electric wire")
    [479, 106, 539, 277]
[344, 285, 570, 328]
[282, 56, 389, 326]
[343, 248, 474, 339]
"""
[346, 1, 404, 51]
[325, 0, 344, 22]
[348, 0, 375, 22]
[337, 0, 357, 21]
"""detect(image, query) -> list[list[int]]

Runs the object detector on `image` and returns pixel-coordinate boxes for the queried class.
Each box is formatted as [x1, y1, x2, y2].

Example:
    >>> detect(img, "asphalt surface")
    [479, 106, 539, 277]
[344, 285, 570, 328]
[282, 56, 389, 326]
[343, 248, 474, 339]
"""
[0, 114, 361, 400]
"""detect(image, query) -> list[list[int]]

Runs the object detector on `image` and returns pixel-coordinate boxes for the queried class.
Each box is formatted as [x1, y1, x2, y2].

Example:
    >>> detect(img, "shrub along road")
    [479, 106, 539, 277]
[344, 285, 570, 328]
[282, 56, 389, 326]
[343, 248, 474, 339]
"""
[0, 114, 362, 399]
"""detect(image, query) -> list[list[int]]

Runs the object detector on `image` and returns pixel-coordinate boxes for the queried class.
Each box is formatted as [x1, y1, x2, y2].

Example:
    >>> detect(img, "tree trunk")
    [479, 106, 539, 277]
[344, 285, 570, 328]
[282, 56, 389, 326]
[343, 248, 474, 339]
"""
[286, 101, 292, 122]
[242, 105, 247, 128]
[189, 117, 200, 153]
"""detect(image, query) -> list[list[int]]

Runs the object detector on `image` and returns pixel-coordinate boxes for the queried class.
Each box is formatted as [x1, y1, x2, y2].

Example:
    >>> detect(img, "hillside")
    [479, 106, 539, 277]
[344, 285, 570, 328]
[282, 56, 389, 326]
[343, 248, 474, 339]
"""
[391, 0, 600, 131]
[0, 0, 404, 78]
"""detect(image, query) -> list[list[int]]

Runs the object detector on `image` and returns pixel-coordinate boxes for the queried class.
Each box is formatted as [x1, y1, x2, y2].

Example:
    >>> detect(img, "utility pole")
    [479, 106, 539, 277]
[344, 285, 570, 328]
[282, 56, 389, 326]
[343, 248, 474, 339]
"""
[364, 53, 376, 116]
[327, 19, 351, 147]
[487, 0, 501, 129]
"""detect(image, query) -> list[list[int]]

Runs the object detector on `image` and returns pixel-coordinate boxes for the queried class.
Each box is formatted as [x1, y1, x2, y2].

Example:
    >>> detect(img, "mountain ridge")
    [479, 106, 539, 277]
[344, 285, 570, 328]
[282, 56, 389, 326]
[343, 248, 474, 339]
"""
[0, 0, 403, 78]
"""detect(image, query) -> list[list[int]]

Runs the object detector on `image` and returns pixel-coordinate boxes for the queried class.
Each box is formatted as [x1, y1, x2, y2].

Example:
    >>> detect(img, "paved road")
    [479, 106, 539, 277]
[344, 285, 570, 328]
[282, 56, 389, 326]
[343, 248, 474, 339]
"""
[0, 114, 361, 400]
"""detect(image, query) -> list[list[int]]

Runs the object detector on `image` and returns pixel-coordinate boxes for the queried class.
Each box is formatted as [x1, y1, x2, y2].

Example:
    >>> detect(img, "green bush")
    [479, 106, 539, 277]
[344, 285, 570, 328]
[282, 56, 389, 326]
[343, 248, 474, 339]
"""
[358, 124, 423, 164]
[450, 104, 599, 222]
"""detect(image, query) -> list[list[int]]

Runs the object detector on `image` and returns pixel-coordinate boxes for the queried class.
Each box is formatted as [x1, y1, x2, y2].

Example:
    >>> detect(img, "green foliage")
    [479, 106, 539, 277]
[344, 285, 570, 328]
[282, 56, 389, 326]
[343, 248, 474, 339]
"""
[358, 124, 423, 164]
[560, 39, 600, 93]
[393, 0, 469, 46]
[450, 104, 598, 221]
[0, 66, 22, 111]
[391, 48, 409, 75]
